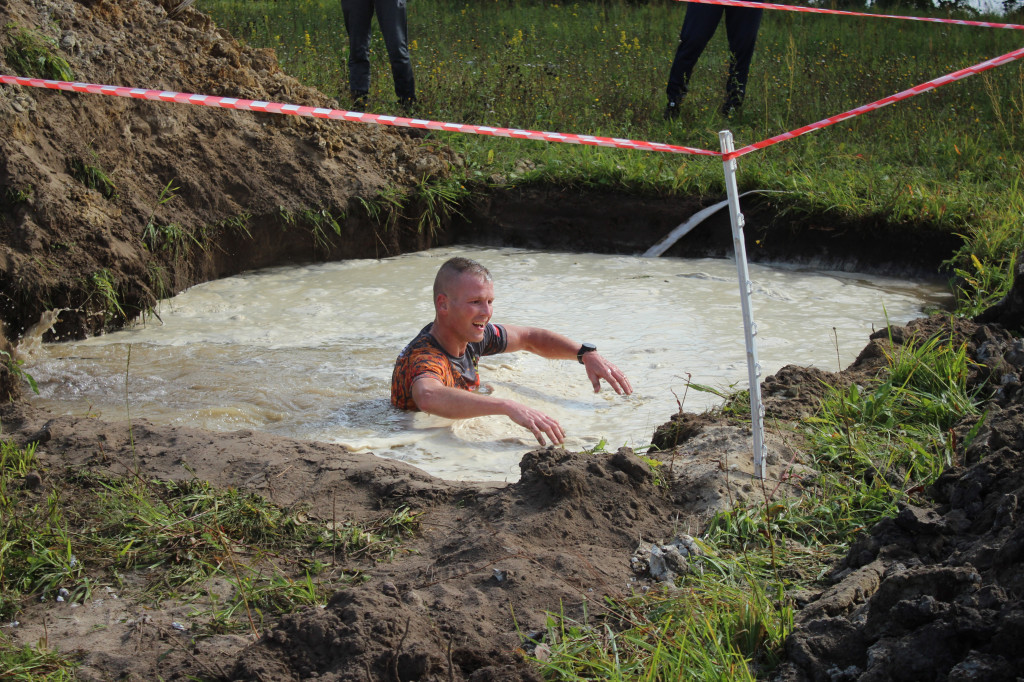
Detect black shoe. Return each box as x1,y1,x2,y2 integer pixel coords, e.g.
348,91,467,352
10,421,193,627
663,101,681,120
720,101,740,118
398,95,416,113
350,90,368,111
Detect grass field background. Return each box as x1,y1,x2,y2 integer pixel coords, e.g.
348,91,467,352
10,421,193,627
200,0,1022,309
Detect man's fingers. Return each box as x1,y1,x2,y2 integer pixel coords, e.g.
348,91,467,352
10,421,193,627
510,405,564,446
587,363,633,395
607,368,633,395
535,415,564,445
548,419,565,444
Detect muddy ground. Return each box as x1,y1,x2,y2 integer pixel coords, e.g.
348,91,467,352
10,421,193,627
2,0,1023,680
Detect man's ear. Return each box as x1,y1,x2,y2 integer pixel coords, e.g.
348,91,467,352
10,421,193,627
436,293,448,312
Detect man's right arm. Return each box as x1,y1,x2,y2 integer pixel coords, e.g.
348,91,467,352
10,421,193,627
411,376,565,446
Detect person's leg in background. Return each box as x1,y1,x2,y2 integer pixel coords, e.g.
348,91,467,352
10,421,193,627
374,0,416,107
664,3,725,119
722,4,763,116
341,0,373,107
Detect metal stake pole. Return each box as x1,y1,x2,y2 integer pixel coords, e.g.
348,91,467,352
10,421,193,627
719,130,766,480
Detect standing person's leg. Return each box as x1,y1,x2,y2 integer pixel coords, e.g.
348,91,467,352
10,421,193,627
374,0,415,105
665,2,725,116
341,0,374,102
722,5,763,115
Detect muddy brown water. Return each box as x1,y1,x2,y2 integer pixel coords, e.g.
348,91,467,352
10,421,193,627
22,246,950,481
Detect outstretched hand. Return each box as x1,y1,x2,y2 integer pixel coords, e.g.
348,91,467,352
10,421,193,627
505,401,565,446
583,352,633,395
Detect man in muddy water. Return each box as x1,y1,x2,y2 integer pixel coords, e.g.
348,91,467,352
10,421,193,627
390,257,632,446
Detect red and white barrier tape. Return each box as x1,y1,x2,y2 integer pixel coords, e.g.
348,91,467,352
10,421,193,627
726,44,1024,159
679,0,1024,31
0,74,719,157
3,9,1022,162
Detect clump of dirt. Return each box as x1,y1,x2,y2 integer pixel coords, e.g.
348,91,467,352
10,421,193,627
0,0,456,350
766,294,1024,681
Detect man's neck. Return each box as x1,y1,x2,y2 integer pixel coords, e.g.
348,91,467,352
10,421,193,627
428,320,468,357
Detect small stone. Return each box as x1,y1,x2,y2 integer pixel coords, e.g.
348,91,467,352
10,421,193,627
22,471,42,490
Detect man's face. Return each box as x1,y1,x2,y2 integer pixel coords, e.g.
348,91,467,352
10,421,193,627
438,273,494,343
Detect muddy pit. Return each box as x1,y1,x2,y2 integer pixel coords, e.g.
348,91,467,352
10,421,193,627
2,1,1023,681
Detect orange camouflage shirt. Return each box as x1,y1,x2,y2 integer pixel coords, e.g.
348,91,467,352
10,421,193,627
390,323,508,411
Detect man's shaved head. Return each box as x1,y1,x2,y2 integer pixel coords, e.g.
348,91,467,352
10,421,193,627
433,257,492,300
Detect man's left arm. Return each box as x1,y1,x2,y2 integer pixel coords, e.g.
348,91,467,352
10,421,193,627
503,325,633,395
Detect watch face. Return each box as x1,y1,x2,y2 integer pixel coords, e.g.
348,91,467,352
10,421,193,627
582,343,596,352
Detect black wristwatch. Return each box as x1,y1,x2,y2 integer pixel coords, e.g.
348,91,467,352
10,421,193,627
577,343,597,364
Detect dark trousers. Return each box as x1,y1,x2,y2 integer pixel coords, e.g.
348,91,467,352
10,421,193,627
341,0,415,101
666,2,763,109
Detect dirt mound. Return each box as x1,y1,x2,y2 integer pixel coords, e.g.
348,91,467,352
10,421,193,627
769,308,1024,681
232,447,677,682
0,400,755,680
0,0,454,354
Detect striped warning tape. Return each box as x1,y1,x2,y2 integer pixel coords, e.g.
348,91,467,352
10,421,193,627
2,11,1022,162
679,0,1024,31
0,75,720,157
726,44,1024,159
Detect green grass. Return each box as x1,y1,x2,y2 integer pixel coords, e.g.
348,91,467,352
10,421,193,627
0,635,78,681
89,268,126,324
1,349,39,395
534,568,792,680
197,0,1022,312
279,205,344,253
0,439,421,633
67,156,118,200
3,23,74,81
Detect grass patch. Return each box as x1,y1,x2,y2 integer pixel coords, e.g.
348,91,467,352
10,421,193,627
356,186,406,234
67,156,118,200
0,349,39,395
89,268,126,324
535,559,792,680
0,635,78,681
279,205,344,252
142,179,207,262
413,175,469,238
3,24,74,81
0,438,420,632
1,185,32,210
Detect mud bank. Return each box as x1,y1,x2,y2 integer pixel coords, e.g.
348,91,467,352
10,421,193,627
452,188,961,280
